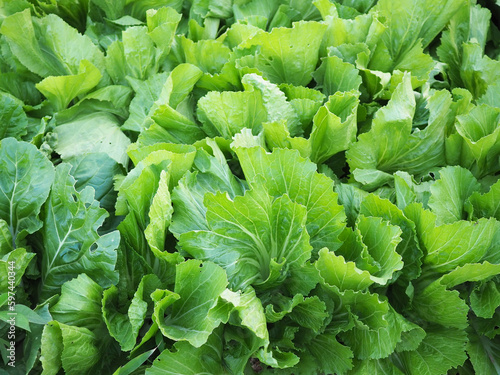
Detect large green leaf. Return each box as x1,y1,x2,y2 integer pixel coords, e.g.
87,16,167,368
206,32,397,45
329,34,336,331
237,21,327,86
40,321,100,375
49,274,104,333
146,328,228,375
235,147,346,255
467,179,500,221
0,93,28,141
152,260,228,347
0,10,106,78
359,194,423,281
309,90,359,164
348,74,453,178
54,112,131,166
396,327,468,375
179,187,312,291
197,89,267,138
39,163,119,299
0,138,54,247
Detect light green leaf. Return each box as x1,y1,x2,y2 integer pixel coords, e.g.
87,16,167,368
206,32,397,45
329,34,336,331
396,327,467,375
219,287,268,340
428,166,481,224
467,329,500,375
41,321,100,375
235,147,346,255
470,278,500,319
374,0,465,64
145,170,172,256
152,260,228,348
197,89,267,138
316,248,373,291
437,3,491,92
49,274,103,333
347,74,452,177
360,194,423,281
0,10,106,78
467,179,500,221
146,328,227,375
179,187,312,290
54,112,131,166
40,163,119,299
313,55,362,96
35,59,102,111
309,90,359,164
0,138,54,247
242,73,301,136
237,21,327,86
0,92,28,141
356,215,403,285
170,139,244,237
453,104,500,177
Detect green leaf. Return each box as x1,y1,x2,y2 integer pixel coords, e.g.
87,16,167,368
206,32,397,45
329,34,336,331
146,328,227,375
235,147,346,255
179,187,312,290
406,203,499,273
35,59,102,111
67,152,122,212
152,260,228,347
237,21,327,86
121,72,168,132
40,163,119,299
0,10,106,78
467,329,500,375
54,112,131,166
317,248,373,291
197,90,267,138
41,321,100,375
309,90,359,164
337,290,402,360
453,104,500,177
313,55,362,96
0,92,28,141
413,262,500,329
170,139,244,238
242,73,301,136
0,138,54,247
347,74,452,177
360,194,423,281
0,248,35,293
113,348,156,375
306,331,354,375
354,215,403,285
396,327,468,375
49,274,104,333
467,179,500,221
428,166,481,224
470,278,500,319
103,274,162,351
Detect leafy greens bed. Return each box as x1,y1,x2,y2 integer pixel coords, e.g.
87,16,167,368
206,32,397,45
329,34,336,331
1,0,500,374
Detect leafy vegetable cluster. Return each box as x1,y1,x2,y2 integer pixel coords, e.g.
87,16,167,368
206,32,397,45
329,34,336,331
1,0,500,374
